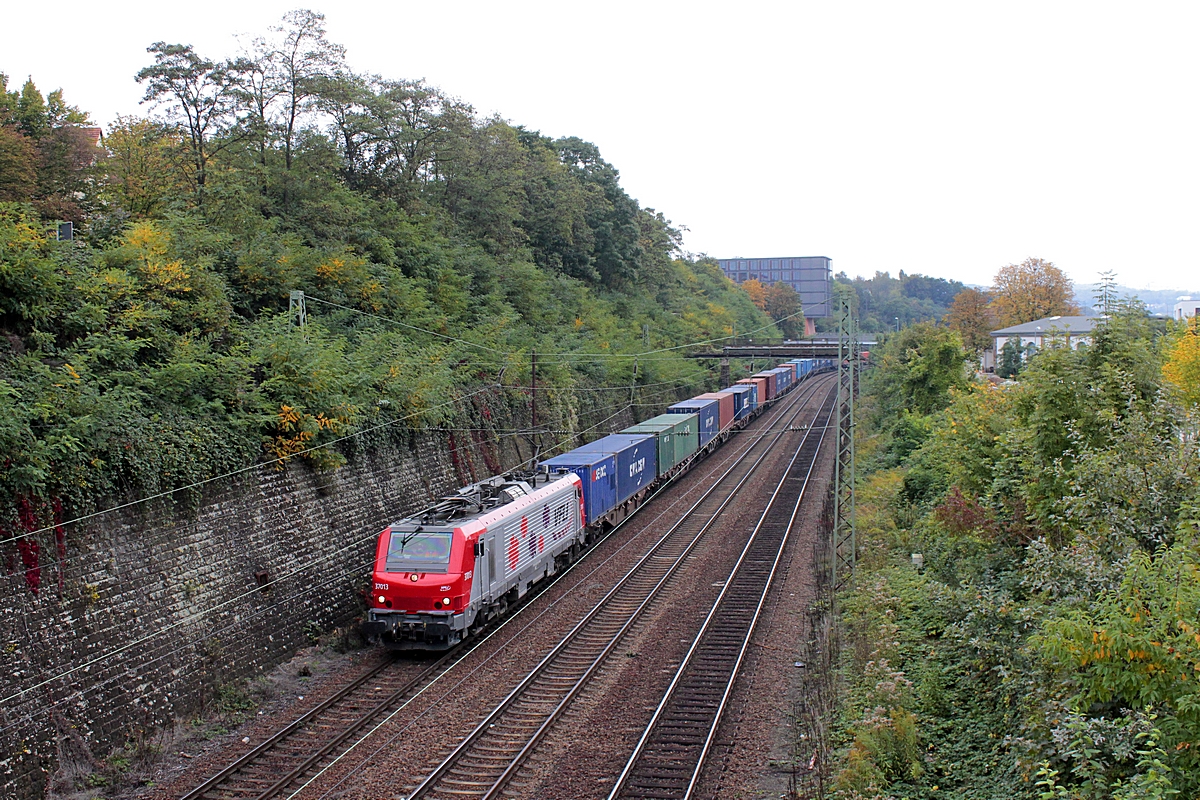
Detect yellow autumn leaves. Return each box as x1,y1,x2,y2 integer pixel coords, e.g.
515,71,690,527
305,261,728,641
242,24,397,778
1162,318,1200,408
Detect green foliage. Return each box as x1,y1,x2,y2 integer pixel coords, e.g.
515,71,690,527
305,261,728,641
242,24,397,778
0,47,780,528
832,303,1200,798
870,323,969,419
823,270,966,333
997,339,1024,378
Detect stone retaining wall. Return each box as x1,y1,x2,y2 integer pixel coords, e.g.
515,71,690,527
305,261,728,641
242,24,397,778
0,385,677,798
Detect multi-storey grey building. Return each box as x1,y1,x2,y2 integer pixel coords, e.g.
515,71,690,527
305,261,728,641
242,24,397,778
717,256,832,335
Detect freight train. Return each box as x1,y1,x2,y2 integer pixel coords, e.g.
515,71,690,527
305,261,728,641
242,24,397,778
363,358,832,650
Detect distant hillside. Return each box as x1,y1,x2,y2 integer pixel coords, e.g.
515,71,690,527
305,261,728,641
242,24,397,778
1074,284,1197,316
824,270,965,333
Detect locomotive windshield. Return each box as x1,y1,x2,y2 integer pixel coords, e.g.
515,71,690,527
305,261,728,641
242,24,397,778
386,530,453,571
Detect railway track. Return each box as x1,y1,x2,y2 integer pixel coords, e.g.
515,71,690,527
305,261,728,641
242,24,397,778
177,376,827,800
405,377,835,800
608,390,835,799
178,654,453,800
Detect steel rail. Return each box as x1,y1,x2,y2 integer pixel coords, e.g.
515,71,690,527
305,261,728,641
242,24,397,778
178,654,446,800
405,376,834,800
607,386,836,800
180,374,827,800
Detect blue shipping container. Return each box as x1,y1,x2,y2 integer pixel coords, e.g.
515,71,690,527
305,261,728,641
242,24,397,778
722,384,753,419
668,398,720,447
539,451,618,524
770,367,790,393
571,433,658,505
741,381,759,409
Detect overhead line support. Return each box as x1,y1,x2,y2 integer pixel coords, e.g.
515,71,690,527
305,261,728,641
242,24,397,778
832,296,857,590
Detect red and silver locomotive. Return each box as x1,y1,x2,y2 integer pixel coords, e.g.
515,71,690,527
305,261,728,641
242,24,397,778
364,472,585,650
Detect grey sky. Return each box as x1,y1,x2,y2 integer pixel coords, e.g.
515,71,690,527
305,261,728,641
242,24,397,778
6,1,1197,291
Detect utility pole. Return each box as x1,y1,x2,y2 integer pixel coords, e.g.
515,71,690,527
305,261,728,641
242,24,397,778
289,290,307,330
631,359,638,407
531,349,537,435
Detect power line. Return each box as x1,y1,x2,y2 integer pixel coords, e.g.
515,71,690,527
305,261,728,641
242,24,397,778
0,381,698,586
303,295,505,355
0,384,496,549
0,373,705,552
0,382,692,713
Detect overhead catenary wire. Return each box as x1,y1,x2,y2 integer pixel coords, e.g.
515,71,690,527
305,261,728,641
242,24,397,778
3,288,798,546
0,372,703,555
0,383,497,549
0,381,699,590
0,380,693,714
300,375,834,800
2,303,809,704
0,374,833,751
0,387,690,738
0,365,716,551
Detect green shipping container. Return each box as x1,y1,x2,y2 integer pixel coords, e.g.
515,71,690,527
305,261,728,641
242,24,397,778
621,412,700,474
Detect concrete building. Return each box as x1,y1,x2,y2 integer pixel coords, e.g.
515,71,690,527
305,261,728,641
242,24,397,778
983,315,1101,371
717,256,832,336
1174,296,1199,322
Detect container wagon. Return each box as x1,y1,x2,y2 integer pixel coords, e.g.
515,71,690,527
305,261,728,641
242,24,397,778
568,433,658,511
621,412,699,478
751,371,778,401
667,397,721,447
539,450,619,525
721,384,754,420
738,377,767,406
696,391,736,431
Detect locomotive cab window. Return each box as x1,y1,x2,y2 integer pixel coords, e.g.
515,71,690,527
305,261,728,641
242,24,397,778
386,530,453,572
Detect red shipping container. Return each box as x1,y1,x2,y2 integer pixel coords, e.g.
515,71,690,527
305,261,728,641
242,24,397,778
697,392,736,430
737,377,768,405
752,371,778,400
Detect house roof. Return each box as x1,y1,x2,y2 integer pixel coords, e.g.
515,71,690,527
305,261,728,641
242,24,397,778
991,316,1101,336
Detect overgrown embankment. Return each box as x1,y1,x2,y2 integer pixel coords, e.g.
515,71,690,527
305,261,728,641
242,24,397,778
1,21,785,796
825,315,1200,799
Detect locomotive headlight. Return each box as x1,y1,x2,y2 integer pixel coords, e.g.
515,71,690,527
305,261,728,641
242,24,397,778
377,595,386,604
443,596,451,605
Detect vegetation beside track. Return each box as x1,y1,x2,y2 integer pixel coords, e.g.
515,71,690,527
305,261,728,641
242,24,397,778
829,311,1200,799
0,14,781,529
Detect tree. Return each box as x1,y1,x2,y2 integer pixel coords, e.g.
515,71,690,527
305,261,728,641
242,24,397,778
741,279,766,310
990,257,1080,326
101,117,188,217
1094,269,1118,316
226,37,284,167
0,77,97,220
945,287,995,351
871,323,969,417
0,126,37,201
137,43,235,195
996,339,1023,378
764,281,803,339
311,70,374,186
272,9,345,171
1163,318,1200,408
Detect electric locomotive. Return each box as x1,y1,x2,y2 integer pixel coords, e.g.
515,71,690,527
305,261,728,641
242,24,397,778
363,357,832,651
363,472,584,650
